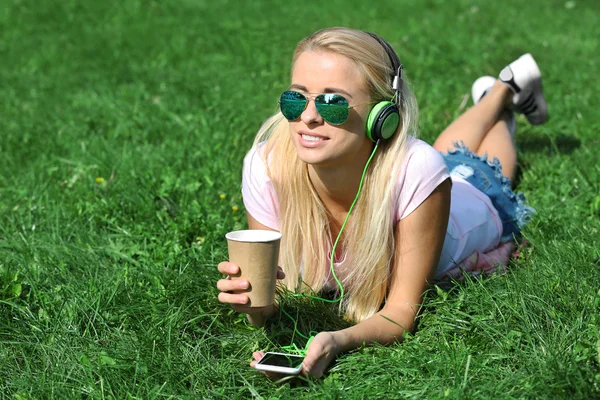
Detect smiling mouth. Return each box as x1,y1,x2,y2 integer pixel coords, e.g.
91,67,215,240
300,133,328,142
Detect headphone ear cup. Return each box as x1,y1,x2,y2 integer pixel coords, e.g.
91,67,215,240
366,101,400,142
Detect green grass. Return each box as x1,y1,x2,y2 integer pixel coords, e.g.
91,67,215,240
1,0,599,398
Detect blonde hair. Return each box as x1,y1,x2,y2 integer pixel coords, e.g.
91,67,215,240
253,27,419,322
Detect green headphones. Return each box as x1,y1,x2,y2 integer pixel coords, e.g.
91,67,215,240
364,32,404,142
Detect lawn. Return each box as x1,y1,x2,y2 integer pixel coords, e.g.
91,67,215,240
1,0,599,398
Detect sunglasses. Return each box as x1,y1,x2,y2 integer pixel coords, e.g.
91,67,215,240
279,90,369,125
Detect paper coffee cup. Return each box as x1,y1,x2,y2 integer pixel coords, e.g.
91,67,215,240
225,230,282,308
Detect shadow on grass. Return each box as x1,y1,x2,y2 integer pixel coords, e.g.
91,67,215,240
265,291,352,351
517,132,581,155
512,132,581,187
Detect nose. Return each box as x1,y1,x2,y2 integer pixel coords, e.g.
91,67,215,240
300,98,323,125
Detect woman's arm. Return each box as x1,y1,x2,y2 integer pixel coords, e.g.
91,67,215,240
302,178,452,376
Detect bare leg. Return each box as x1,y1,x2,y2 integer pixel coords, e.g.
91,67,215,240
433,81,516,180
476,118,517,181
433,81,512,153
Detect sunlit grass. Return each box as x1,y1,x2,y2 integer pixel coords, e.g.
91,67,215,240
1,0,599,398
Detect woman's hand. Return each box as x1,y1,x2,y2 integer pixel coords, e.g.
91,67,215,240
216,261,285,314
249,331,342,380
301,331,343,378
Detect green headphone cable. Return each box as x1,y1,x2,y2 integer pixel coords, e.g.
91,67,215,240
280,140,381,354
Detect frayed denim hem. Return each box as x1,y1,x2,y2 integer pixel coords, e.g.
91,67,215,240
446,141,536,242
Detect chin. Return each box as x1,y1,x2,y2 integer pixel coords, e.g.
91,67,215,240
295,148,340,167
295,148,326,165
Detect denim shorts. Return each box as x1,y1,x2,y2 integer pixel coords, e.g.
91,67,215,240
442,141,535,242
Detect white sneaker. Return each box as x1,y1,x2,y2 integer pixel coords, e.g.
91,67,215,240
499,53,548,125
471,75,517,138
471,75,497,104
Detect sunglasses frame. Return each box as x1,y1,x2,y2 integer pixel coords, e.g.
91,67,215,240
279,90,375,125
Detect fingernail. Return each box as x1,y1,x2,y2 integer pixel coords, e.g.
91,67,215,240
240,281,249,289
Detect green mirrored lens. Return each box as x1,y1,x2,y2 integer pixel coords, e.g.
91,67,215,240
280,91,307,121
315,94,349,125
280,91,350,125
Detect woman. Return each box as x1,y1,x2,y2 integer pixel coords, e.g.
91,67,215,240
216,27,546,378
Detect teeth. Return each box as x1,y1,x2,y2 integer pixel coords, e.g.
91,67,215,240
301,134,324,142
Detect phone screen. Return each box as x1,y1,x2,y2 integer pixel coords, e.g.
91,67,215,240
257,353,304,368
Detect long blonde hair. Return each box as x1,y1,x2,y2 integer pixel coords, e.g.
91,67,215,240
253,27,419,322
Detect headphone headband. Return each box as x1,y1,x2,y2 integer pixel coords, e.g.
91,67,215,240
365,32,403,106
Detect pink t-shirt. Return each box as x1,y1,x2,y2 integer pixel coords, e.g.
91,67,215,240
241,137,503,279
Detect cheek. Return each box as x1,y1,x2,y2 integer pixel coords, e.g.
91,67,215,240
344,111,368,137
288,122,300,137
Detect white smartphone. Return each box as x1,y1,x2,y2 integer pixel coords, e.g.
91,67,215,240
254,352,304,375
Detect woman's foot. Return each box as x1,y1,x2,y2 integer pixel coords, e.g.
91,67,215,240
499,53,548,125
472,76,517,137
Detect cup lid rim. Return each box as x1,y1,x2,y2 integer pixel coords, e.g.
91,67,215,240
225,229,282,242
